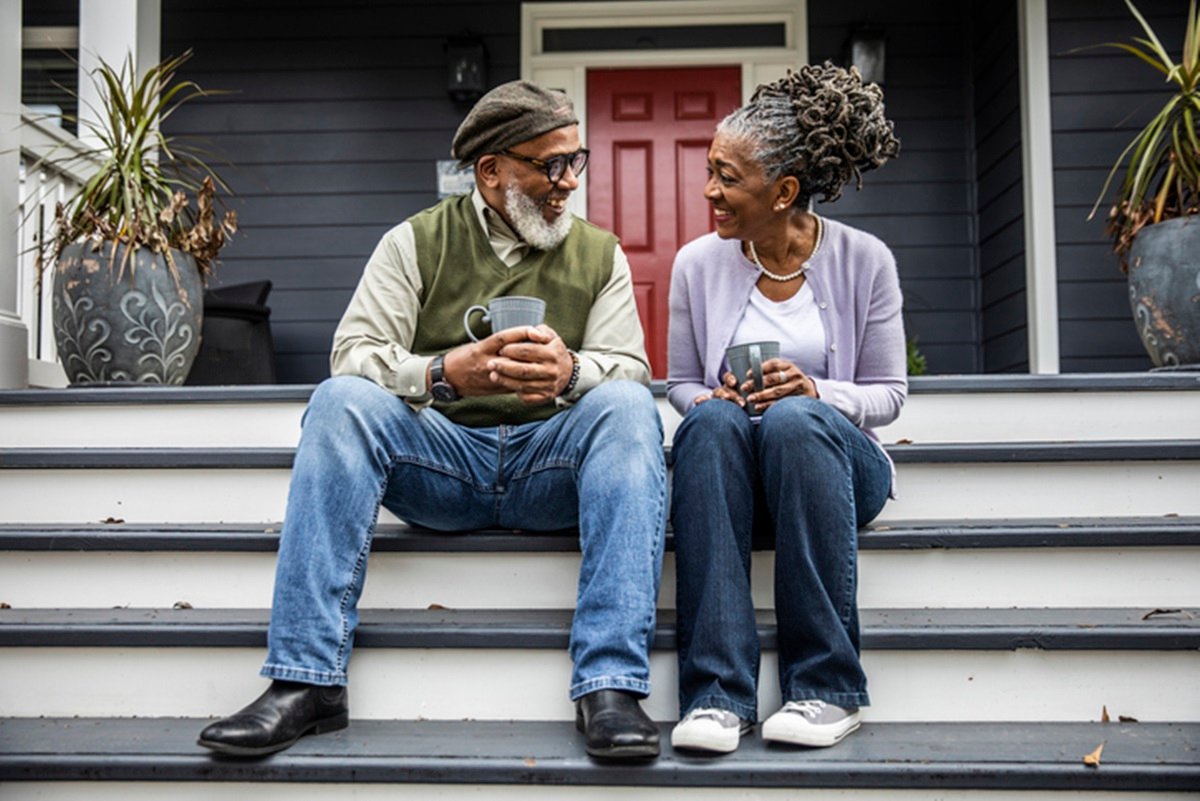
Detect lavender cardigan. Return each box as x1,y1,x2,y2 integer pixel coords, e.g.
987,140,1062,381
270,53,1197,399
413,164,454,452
666,217,908,476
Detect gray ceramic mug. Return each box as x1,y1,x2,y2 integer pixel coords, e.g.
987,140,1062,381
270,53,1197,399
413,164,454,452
463,296,546,342
725,340,781,416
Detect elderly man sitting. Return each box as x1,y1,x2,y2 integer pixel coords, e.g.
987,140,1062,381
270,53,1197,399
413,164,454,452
197,80,667,760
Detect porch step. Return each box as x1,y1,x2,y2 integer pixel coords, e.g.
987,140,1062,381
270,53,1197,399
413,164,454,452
3,517,1198,610
2,718,1197,794
2,376,1197,797
5,515,1198,550
2,374,1199,447
2,441,1199,523
7,606,1198,650
2,607,1197,722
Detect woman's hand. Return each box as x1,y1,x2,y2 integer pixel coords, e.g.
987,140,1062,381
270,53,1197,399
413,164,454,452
693,371,746,406
743,357,818,413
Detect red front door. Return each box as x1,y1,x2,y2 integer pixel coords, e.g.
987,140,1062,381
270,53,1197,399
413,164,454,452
587,66,742,378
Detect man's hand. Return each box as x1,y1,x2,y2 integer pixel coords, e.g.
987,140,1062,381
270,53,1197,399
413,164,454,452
491,324,573,404
437,325,572,404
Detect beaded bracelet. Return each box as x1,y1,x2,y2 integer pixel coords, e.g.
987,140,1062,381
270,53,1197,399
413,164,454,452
561,350,581,396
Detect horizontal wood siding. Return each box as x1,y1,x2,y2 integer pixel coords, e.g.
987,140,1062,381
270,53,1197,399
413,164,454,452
161,0,523,383
1048,0,1186,372
810,0,980,374
156,1,1188,381
972,2,1026,372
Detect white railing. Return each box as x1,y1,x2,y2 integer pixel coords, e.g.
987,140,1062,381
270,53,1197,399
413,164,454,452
16,108,96,376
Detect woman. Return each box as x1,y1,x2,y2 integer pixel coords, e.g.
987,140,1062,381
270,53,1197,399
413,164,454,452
666,62,905,754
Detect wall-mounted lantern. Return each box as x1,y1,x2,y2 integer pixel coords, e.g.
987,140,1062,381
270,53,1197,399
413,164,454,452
446,35,487,103
845,26,886,86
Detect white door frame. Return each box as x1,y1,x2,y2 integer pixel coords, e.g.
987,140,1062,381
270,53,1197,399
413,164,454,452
520,0,808,219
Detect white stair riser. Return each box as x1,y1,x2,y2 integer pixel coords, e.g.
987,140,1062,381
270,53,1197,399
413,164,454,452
5,784,1193,801
1,647,1195,723
5,391,1199,447
4,548,1198,610
875,390,1200,444
0,403,305,448
3,462,1199,524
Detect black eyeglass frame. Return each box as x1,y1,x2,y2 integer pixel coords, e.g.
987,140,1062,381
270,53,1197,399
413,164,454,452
498,148,590,183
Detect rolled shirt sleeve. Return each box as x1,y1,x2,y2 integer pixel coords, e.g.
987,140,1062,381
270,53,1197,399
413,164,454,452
330,222,434,407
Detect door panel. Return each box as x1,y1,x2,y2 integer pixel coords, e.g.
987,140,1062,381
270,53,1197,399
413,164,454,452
587,66,742,378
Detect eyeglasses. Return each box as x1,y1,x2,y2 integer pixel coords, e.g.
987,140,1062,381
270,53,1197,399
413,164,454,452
498,148,590,183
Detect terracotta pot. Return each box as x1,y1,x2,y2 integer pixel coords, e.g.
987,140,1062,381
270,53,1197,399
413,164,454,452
52,242,204,385
1127,216,1200,368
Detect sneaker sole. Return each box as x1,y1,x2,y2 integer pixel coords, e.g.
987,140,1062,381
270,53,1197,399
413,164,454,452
671,723,753,754
762,716,860,748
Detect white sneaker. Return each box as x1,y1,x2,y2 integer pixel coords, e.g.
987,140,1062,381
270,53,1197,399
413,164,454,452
670,707,753,753
761,700,860,747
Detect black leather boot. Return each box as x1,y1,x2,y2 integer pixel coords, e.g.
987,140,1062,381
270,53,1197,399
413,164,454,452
575,689,660,759
198,680,348,757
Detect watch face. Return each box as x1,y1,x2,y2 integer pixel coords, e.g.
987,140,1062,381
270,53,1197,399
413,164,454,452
431,382,458,402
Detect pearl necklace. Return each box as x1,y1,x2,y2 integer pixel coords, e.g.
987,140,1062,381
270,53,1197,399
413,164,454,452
748,215,823,282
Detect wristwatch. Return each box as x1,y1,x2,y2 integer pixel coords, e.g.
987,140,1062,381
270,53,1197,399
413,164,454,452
429,355,459,402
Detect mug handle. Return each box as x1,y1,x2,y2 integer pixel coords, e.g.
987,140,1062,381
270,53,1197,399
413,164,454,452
463,305,489,342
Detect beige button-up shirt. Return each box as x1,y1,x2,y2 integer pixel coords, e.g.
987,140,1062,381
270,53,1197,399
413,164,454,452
331,189,651,408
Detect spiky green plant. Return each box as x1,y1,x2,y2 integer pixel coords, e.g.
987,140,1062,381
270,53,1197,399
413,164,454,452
1088,0,1200,270
37,49,236,281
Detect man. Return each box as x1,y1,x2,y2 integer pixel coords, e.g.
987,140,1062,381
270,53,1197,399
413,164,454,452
197,81,666,760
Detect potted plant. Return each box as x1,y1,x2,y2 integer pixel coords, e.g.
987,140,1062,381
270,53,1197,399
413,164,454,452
1088,0,1200,368
37,49,236,385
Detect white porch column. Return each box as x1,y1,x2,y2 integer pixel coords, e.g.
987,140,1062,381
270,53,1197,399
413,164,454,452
1018,0,1061,374
78,0,161,148
0,0,29,389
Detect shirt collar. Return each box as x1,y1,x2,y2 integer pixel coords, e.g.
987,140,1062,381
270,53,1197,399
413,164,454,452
472,189,523,244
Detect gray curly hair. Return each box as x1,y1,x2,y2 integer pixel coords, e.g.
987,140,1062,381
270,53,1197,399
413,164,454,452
717,61,900,205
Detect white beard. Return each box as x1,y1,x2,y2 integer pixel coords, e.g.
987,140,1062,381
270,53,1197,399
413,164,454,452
504,183,573,250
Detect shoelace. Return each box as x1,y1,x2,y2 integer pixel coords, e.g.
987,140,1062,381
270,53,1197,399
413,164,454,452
685,708,736,725
780,700,827,720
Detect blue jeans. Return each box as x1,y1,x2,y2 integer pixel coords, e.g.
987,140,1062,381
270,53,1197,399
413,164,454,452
670,396,891,721
262,376,667,700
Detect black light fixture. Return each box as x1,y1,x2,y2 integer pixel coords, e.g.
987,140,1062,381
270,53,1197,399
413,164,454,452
845,26,886,86
446,35,487,103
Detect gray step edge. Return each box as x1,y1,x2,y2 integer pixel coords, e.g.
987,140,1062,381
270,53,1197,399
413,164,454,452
1,718,1196,790
3,517,1199,552
2,372,1199,407
3,607,1197,650
3,440,1200,469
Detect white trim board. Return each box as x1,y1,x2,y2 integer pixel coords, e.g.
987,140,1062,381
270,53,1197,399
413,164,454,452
1018,0,1061,374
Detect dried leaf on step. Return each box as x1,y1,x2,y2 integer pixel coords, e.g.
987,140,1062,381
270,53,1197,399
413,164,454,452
1119,715,1139,723
102,517,125,525
0,602,11,609
173,601,193,609
1141,608,1184,620
894,438,913,445
1101,706,1110,723
1083,743,1104,767
428,603,449,610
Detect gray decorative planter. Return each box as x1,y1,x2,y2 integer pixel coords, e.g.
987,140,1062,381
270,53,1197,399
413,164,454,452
1127,216,1200,368
52,242,204,385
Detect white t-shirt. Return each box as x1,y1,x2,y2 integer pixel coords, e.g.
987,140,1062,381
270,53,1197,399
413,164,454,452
727,282,828,378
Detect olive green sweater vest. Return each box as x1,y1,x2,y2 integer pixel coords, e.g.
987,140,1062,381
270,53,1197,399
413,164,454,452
409,193,617,426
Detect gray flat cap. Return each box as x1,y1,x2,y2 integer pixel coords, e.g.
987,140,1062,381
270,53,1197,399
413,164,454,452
451,80,578,167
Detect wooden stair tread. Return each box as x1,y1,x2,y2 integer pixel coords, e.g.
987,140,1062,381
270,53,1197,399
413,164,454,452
4,606,1197,650
1,717,1196,790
